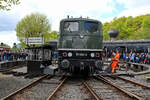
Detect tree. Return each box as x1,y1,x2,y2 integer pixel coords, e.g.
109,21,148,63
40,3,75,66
142,16,150,29
49,31,58,40
102,22,110,40
0,42,10,48
103,14,150,40
16,13,51,47
0,0,20,10
138,16,150,39
43,31,58,43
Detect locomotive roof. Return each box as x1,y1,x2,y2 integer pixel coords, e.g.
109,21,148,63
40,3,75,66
60,18,101,23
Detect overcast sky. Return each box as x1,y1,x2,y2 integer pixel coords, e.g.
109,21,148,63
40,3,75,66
0,0,150,47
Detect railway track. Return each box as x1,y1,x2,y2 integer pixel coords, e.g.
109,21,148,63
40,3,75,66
46,76,68,100
104,75,150,99
121,74,150,86
82,81,102,100
1,75,100,100
2,73,150,100
109,75,150,90
0,65,23,72
48,75,148,100
1,75,53,100
47,77,101,100
0,65,27,77
95,75,150,100
86,77,132,100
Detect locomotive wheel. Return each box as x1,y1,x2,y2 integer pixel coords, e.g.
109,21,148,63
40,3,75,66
90,66,94,75
89,66,92,74
70,65,73,74
72,66,74,74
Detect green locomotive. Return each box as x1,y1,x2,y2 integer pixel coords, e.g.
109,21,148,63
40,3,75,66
58,17,103,76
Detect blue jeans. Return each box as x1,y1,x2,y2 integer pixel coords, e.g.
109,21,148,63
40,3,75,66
4,56,7,61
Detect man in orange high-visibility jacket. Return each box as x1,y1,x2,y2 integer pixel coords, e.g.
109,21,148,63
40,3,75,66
111,50,120,73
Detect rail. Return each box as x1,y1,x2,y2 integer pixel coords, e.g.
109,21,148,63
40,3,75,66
83,81,102,100
94,75,146,100
46,77,68,100
110,75,150,90
1,74,50,100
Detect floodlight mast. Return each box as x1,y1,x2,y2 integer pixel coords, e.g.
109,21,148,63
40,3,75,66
40,19,44,61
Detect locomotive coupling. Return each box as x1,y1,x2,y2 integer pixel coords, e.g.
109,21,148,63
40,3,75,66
95,60,103,70
61,59,70,69
80,62,84,70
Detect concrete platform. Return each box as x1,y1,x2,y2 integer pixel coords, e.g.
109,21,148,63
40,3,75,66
12,66,27,73
117,63,150,75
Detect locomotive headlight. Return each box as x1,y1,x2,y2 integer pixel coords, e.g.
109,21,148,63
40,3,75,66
68,52,72,57
90,53,95,57
96,53,100,57
63,52,67,57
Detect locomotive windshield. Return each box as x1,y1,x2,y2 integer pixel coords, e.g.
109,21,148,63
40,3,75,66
85,22,98,33
64,21,79,32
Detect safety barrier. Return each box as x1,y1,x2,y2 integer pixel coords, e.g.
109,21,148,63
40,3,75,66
0,61,26,69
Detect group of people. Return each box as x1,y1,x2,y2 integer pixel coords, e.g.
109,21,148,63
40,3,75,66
122,52,150,64
103,50,150,74
0,51,27,62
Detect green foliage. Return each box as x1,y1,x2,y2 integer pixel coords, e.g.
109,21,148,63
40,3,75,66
0,42,10,48
11,43,20,51
49,31,58,40
0,0,20,10
43,31,58,44
142,16,150,29
102,22,110,40
103,14,150,40
16,13,51,47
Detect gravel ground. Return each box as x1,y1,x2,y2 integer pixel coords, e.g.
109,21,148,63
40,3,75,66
121,75,150,88
52,77,92,100
12,76,61,100
0,73,35,99
105,76,150,99
87,78,131,100
0,62,150,100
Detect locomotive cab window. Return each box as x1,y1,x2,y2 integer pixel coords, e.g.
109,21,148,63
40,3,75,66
85,22,98,33
64,21,79,32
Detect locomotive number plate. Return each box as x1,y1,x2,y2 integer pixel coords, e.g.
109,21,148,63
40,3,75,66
76,53,87,56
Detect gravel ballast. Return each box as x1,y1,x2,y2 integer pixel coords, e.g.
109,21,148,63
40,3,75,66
0,73,35,99
52,78,92,100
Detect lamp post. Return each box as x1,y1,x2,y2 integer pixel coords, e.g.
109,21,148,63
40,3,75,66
40,19,44,44
40,19,44,61
0,43,3,61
